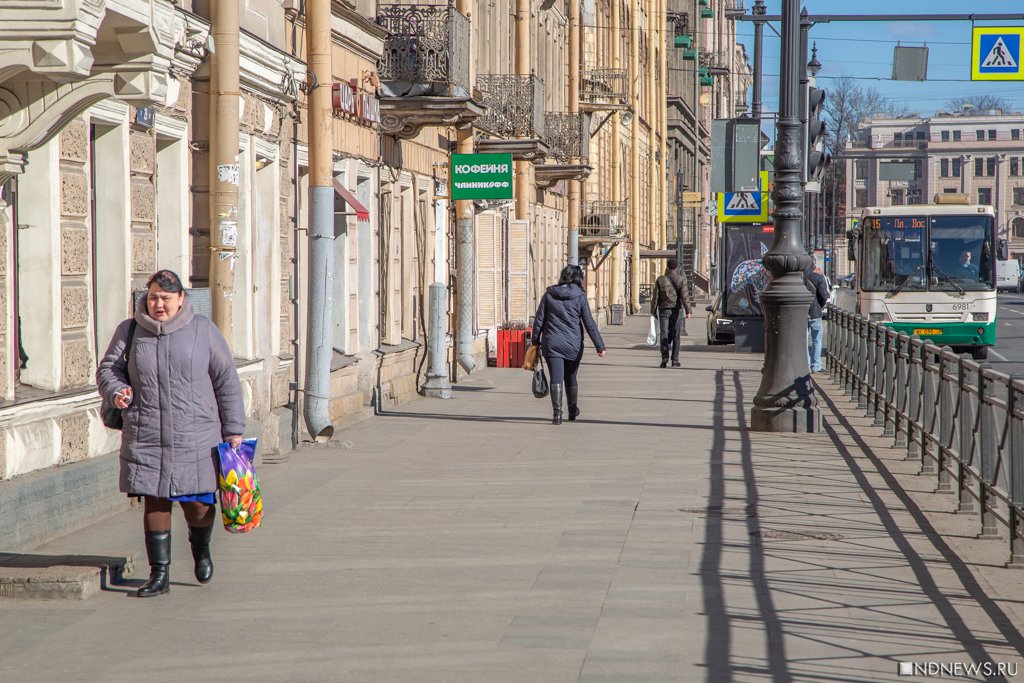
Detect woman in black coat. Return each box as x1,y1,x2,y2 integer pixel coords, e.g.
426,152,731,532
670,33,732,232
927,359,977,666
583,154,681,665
531,265,606,424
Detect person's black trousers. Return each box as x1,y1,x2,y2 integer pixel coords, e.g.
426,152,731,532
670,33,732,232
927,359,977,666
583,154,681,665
544,355,582,389
658,308,682,362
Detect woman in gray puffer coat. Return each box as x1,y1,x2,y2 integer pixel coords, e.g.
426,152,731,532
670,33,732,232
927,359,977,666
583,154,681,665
97,270,245,597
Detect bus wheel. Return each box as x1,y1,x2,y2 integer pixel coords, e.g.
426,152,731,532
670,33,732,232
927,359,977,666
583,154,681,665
971,346,989,361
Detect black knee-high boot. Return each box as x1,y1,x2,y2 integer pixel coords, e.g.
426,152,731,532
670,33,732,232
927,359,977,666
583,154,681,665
188,524,214,584
136,530,171,597
550,383,564,425
566,384,579,421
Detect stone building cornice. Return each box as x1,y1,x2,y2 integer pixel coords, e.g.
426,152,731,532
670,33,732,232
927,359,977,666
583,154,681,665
0,0,179,180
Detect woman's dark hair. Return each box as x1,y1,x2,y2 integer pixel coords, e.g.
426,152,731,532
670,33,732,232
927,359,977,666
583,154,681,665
558,264,585,289
146,269,185,294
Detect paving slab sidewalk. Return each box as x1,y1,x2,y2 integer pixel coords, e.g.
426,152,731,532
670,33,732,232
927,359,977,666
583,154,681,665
1,313,1022,683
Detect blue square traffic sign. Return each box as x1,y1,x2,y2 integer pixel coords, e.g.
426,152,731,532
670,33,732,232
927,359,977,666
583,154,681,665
977,33,1020,75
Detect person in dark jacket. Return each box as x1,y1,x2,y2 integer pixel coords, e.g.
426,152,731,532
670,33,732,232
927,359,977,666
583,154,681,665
650,258,692,368
97,270,245,597
805,266,831,373
531,265,606,424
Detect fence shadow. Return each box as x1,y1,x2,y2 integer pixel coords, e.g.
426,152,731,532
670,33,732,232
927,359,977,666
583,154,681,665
819,388,1024,673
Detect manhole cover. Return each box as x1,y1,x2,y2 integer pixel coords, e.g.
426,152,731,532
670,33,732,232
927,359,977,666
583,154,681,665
678,505,758,517
755,529,843,541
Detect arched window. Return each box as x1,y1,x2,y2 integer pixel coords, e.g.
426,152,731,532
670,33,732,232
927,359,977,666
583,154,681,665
1014,217,1024,240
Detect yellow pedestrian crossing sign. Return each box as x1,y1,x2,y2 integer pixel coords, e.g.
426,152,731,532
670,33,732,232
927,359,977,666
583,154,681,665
972,27,1024,81
718,170,769,223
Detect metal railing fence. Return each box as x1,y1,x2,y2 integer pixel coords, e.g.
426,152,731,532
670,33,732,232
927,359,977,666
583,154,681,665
826,307,1024,566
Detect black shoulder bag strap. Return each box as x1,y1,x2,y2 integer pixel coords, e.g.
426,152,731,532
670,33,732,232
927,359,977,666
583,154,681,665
122,320,138,367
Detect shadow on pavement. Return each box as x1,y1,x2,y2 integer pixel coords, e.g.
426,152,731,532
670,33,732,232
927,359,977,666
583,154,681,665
379,410,747,432
819,388,1024,680
700,370,790,682
0,552,133,591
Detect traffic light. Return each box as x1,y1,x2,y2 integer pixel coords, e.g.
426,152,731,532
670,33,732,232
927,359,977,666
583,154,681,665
806,86,830,183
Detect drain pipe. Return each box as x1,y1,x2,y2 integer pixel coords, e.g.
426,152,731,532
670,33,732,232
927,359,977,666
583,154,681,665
455,181,475,374
302,0,335,442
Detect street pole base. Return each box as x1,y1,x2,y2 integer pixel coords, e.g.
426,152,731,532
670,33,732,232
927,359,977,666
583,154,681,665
422,377,452,399
749,405,821,433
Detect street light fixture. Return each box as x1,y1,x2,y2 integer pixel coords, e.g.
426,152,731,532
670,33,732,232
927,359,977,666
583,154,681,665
807,42,822,78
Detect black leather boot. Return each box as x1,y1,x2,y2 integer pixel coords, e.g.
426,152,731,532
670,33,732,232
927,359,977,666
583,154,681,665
566,384,580,421
550,383,564,425
188,524,214,584
136,530,171,597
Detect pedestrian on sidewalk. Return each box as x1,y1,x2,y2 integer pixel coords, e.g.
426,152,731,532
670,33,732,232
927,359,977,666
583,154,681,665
805,265,830,373
97,269,245,597
531,265,606,425
650,258,692,368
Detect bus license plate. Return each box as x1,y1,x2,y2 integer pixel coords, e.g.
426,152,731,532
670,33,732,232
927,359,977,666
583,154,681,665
914,328,943,336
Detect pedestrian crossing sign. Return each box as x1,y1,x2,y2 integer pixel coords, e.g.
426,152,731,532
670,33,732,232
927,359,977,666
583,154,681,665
972,27,1024,81
718,170,769,223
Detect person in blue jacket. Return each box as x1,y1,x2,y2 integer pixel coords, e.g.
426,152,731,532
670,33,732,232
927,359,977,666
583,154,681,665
531,265,607,424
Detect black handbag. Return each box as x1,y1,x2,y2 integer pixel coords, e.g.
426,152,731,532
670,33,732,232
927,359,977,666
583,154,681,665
100,321,137,430
532,357,549,399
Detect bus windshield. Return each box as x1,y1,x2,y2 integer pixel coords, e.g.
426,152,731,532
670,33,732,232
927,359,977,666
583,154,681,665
860,213,994,293
929,215,995,291
861,216,927,292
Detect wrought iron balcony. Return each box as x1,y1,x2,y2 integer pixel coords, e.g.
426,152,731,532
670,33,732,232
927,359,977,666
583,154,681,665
532,112,598,188
375,3,484,139
534,112,593,188
544,112,590,163
377,3,471,97
579,200,630,241
476,74,545,139
580,69,628,111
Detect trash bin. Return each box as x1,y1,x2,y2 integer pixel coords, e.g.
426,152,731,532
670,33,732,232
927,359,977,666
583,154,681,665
609,304,624,325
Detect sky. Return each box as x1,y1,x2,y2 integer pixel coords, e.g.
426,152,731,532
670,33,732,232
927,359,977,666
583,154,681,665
733,1,1024,117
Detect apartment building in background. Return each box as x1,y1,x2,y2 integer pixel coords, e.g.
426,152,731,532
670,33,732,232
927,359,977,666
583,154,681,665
846,108,1024,260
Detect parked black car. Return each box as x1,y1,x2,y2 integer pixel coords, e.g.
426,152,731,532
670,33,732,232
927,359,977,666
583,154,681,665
705,295,735,345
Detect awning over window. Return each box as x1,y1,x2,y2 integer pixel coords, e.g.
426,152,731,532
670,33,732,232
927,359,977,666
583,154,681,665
333,179,370,221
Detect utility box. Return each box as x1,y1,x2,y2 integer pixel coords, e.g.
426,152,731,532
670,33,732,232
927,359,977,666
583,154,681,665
609,304,624,325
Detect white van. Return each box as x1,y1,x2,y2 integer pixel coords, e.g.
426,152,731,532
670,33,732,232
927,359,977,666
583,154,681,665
997,259,1022,292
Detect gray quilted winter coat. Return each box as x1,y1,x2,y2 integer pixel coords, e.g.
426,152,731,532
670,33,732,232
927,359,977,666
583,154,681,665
96,297,245,498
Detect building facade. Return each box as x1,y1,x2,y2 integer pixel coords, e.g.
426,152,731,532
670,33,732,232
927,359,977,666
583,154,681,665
664,0,750,297
0,0,756,549
846,108,1024,260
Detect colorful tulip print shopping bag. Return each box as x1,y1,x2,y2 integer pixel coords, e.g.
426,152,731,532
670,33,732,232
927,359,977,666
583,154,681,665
217,439,263,533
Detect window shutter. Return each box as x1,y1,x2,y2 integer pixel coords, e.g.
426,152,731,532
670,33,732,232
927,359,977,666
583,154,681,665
508,219,530,322
476,212,500,329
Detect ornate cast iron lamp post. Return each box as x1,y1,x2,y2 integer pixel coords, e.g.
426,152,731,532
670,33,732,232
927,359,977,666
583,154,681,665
750,0,820,433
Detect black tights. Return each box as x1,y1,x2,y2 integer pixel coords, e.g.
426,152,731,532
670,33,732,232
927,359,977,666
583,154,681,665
544,355,581,389
143,497,216,532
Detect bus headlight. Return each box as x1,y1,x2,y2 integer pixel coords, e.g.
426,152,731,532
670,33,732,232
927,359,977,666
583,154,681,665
972,312,989,322
869,312,888,322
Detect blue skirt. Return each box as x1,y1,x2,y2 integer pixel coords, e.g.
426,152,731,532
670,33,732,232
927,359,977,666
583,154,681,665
169,492,217,504
130,492,217,505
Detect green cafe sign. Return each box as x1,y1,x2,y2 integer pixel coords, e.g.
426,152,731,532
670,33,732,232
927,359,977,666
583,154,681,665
450,153,514,200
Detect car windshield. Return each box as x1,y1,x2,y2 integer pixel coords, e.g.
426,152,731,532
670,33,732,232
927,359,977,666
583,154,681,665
929,215,995,291
861,216,927,292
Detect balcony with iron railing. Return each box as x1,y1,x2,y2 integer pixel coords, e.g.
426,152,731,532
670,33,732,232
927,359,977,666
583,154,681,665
580,68,628,111
534,112,593,188
375,3,484,138
475,74,549,161
578,200,630,241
